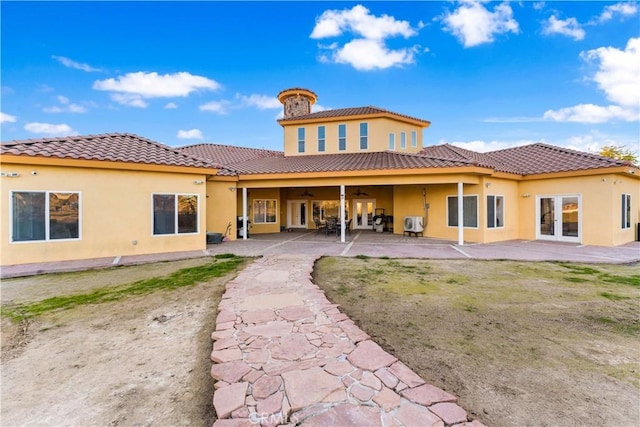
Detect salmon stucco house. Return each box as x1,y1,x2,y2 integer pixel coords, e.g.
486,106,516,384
1,87,639,267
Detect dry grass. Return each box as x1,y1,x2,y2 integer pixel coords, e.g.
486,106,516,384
314,257,640,427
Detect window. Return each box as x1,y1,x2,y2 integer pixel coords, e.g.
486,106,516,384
317,126,325,152
622,194,631,229
487,195,504,228
153,194,198,235
359,123,368,150
388,133,395,150
411,131,417,148
400,132,406,149
297,127,305,153
312,200,348,221
253,199,277,223
447,195,478,228
12,191,80,242
338,124,346,151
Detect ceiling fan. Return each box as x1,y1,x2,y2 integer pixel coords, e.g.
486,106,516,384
352,188,369,196
297,189,315,197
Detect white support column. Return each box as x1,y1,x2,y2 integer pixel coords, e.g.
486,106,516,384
457,181,464,245
340,185,346,243
242,187,248,241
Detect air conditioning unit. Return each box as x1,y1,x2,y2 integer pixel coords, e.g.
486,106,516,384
404,216,424,233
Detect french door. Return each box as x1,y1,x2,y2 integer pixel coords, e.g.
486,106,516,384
353,199,375,229
287,200,307,228
536,195,581,242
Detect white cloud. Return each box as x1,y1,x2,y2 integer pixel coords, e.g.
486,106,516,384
581,37,639,108
110,93,148,108
177,129,204,140
533,2,545,11
311,4,416,40
24,122,77,136
311,4,421,70
1,112,17,124
441,1,519,48
164,102,178,109
597,2,638,23
334,39,417,71
52,55,102,72
542,16,585,41
443,131,639,154
93,72,220,102
199,100,230,114
236,94,281,110
506,37,640,124
543,104,638,123
43,95,87,113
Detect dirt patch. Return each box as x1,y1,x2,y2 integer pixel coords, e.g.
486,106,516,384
314,257,640,427
1,257,249,426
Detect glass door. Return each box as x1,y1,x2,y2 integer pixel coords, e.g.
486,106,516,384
287,200,307,228
353,199,375,229
536,195,580,242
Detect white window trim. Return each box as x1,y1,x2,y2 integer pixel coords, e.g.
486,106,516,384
297,127,305,153
338,124,347,151
400,131,406,149
411,130,417,148
388,133,395,150
446,194,479,229
487,194,505,229
253,199,278,224
151,193,199,236
10,190,82,243
359,122,368,150
317,125,325,152
622,193,631,229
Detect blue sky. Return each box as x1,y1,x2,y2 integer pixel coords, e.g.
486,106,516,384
1,1,638,154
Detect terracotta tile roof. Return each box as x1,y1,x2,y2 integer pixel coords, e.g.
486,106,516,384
278,106,431,126
486,143,632,175
420,143,632,175
1,133,216,169
419,144,513,172
228,151,473,175
178,143,283,166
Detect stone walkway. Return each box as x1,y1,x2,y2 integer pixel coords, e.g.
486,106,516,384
210,255,485,427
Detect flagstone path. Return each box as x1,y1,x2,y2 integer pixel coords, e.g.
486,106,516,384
210,255,486,427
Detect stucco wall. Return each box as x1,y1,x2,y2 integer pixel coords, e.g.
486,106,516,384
517,174,640,246
1,163,208,266
206,181,238,239
282,117,424,156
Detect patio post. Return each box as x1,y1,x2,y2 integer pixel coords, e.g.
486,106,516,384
458,182,464,245
242,187,248,240
340,185,346,243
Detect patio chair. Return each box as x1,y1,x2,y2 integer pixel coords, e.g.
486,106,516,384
314,218,326,234
325,218,338,236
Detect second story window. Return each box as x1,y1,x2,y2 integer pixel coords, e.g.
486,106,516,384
318,126,325,152
338,124,346,151
411,131,417,147
298,127,305,153
400,132,406,149
359,123,368,150
388,133,395,150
